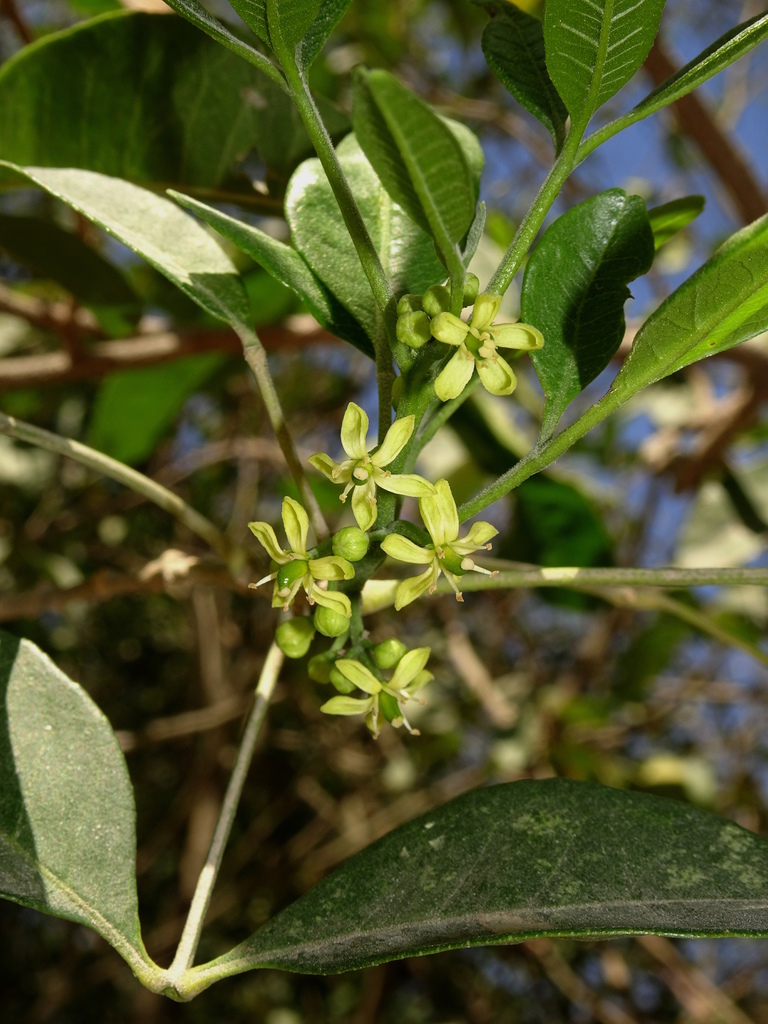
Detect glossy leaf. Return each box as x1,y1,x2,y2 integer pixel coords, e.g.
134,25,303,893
612,213,768,399
0,631,150,976
543,0,666,124
0,12,298,196
0,212,140,332
522,189,654,437
285,135,445,344
297,0,352,70
266,0,322,51
192,779,768,981
0,163,252,331
352,68,478,265
169,190,374,357
480,0,568,152
88,354,226,466
648,195,705,250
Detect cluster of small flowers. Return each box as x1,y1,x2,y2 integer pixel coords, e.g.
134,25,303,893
395,280,544,402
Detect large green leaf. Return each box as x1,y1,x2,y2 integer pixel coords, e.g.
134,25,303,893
297,0,352,70
647,195,705,250
543,0,666,126
612,213,768,399
266,0,322,51
228,0,270,43
581,13,768,158
522,189,654,437
169,190,374,357
0,631,150,977
285,135,445,343
0,164,252,332
88,354,227,466
352,68,478,268
0,11,312,197
190,779,768,982
0,212,140,333
479,0,568,153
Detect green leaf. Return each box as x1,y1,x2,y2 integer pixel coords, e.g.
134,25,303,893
522,189,654,437
0,163,252,332
297,0,352,70
352,68,478,268
0,212,140,333
267,0,322,51
0,11,290,197
285,135,445,344
228,0,270,43
0,631,150,977
168,190,374,357
648,195,705,250
543,0,666,125
612,214,768,398
192,779,768,981
88,354,226,466
479,0,568,153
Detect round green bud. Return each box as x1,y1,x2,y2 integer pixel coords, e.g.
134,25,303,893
275,617,315,659
396,310,432,350
373,637,408,670
332,526,370,562
308,654,333,683
463,272,480,306
379,691,402,724
422,284,451,317
329,666,356,694
314,605,350,638
397,293,423,316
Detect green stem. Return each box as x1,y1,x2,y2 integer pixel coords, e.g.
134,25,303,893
279,59,397,442
238,326,328,539
165,642,284,987
453,565,768,591
457,389,620,521
0,411,232,562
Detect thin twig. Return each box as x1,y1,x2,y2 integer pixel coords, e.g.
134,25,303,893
165,642,284,982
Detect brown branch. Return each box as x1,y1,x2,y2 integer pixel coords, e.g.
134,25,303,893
644,37,767,225
0,0,33,45
0,317,339,390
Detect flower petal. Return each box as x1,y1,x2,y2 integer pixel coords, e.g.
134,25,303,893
351,480,377,532
308,452,343,482
420,479,458,549
477,354,517,396
311,587,352,618
375,470,435,498
434,346,475,401
390,647,431,689
320,695,375,716
394,567,436,610
334,659,382,694
381,534,432,565
282,497,309,553
430,312,469,347
372,414,415,467
471,292,502,330
340,402,369,460
491,322,545,350
248,521,288,563
455,521,499,552
309,556,355,581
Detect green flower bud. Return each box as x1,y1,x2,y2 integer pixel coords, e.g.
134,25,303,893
332,526,370,562
275,617,315,659
308,654,333,683
329,666,357,694
463,272,480,306
397,293,423,316
379,691,403,724
373,637,408,670
422,284,451,317
314,605,350,638
396,310,432,350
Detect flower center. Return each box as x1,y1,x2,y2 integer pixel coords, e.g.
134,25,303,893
438,545,467,576
276,559,308,596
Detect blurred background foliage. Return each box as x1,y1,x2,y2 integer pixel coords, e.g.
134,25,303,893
1,0,768,1020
